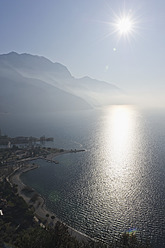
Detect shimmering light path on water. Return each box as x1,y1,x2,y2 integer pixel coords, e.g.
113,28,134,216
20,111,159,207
21,106,165,247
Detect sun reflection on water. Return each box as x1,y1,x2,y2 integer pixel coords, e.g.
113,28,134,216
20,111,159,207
105,105,136,172
111,105,133,148
100,105,141,224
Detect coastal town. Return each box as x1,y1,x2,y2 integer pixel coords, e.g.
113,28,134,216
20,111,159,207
0,128,54,146
0,131,150,247
0,132,95,247
0,129,85,167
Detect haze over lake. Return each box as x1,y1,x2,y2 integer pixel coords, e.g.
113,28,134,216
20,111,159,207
2,105,165,247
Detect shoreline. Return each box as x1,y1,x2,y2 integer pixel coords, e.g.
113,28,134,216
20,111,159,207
9,153,93,244
44,149,86,163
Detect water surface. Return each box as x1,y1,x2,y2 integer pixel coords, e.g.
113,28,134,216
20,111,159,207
7,105,165,247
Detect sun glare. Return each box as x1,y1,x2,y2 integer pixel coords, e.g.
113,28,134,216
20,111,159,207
107,8,140,42
116,16,133,35
112,12,136,40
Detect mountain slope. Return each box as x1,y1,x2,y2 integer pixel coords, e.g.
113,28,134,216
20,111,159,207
0,57,90,113
0,52,123,113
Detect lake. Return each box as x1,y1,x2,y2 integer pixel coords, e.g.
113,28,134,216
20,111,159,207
2,105,165,247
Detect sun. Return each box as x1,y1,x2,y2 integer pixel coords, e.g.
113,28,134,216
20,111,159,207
115,16,133,35
108,9,139,42
113,13,135,38
99,6,141,45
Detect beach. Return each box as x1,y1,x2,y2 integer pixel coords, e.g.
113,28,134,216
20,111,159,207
9,152,92,244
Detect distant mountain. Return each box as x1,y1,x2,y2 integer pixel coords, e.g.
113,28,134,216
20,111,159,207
0,52,123,113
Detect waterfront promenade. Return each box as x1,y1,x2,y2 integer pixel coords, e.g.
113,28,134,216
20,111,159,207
9,151,92,244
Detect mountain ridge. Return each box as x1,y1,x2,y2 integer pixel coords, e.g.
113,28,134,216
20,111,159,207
0,52,123,113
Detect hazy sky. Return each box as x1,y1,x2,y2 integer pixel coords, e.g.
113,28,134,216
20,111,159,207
0,0,165,96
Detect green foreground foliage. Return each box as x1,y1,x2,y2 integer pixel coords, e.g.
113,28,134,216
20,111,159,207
0,179,151,248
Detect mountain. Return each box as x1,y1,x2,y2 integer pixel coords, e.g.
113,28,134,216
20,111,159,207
0,52,122,113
